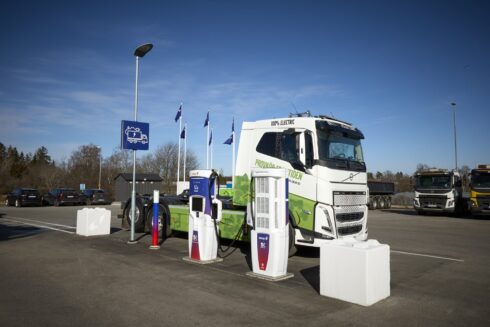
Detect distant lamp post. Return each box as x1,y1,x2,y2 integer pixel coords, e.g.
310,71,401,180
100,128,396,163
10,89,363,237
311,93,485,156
129,43,153,244
96,146,102,189
451,102,458,170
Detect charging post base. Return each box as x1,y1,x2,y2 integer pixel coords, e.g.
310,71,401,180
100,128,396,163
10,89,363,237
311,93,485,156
182,256,223,265
245,271,294,282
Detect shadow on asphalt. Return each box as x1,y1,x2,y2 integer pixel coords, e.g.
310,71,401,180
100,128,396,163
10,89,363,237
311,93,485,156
0,223,44,242
110,227,122,234
300,265,320,294
383,209,490,220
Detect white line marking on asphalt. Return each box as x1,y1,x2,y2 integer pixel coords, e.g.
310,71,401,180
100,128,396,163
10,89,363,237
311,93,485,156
391,250,464,262
5,216,76,229
2,217,76,235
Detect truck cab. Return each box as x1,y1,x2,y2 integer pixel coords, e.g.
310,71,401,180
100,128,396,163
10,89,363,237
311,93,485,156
469,164,490,216
233,113,368,247
413,169,463,215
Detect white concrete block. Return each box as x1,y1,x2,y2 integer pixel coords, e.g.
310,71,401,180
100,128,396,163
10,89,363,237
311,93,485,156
320,239,390,306
76,208,111,236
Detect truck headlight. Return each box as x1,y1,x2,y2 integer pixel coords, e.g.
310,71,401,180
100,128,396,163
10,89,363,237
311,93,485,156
447,200,454,207
315,204,332,232
414,199,419,207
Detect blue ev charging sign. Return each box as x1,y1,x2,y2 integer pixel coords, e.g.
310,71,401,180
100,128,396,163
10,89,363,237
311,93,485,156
121,120,150,150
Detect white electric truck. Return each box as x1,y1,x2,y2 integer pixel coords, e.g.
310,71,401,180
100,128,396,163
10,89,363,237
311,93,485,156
121,113,369,254
413,168,464,215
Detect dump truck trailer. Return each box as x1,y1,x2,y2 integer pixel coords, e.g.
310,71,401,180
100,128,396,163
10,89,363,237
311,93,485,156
367,181,394,210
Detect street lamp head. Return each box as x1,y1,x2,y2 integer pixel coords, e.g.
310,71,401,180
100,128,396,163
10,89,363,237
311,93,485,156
451,102,456,107
134,43,153,58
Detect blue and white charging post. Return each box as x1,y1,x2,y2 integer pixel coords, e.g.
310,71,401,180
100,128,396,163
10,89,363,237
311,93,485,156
183,170,223,264
247,168,293,281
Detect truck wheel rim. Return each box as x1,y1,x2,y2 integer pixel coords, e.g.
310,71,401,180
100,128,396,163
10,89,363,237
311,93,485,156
129,207,140,222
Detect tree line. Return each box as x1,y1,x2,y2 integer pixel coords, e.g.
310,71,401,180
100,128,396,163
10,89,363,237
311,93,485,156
1,140,473,197
0,142,198,198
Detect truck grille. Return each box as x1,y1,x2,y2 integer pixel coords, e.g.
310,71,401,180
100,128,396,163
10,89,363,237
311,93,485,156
336,212,364,223
419,195,447,209
476,196,490,209
337,225,363,236
333,192,366,206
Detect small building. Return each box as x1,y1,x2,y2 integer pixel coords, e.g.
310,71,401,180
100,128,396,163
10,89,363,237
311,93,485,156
114,173,163,202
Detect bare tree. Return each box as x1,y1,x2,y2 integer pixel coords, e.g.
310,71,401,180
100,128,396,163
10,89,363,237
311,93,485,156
140,142,199,194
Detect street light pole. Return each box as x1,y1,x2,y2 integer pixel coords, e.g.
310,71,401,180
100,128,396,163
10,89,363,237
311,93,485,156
451,102,458,170
97,146,102,189
129,43,153,244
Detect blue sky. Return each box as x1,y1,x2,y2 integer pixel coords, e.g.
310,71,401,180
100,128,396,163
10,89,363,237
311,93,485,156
0,0,489,175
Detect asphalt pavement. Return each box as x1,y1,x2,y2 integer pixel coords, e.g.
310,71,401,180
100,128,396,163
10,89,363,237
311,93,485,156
0,205,489,326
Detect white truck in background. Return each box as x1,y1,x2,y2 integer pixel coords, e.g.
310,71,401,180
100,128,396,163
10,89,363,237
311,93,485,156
413,168,464,215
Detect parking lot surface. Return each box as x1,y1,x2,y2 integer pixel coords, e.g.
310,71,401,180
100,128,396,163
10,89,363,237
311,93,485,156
0,205,489,326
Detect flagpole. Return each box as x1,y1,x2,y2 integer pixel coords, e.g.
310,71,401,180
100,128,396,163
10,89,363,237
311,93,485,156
210,127,213,168
183,123,187,182
232,130,235,185
177,103,182,184
206,121,210,169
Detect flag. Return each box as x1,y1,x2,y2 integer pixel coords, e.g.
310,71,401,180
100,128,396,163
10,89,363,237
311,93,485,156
209,129,213,146
180,126,186,139
174,104,182,122
224,134,233,145
204,111,209,127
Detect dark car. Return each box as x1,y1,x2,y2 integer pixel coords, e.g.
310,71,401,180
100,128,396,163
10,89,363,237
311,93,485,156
82,189,112,205
5,188,43,207
43,188,83,206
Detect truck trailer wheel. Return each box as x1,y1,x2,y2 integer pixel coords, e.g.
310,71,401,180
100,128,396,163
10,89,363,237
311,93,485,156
386,197,392,209
371,197,378,210
124,199,145,233
378,197,386,210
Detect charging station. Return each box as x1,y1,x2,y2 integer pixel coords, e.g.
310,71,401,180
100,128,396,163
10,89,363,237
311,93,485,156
183,170,223,264
247,168,293,281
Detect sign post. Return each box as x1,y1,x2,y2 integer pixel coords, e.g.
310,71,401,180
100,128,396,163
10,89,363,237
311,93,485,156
121,120,150,243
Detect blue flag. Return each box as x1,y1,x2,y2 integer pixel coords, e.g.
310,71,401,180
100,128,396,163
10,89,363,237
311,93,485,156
224,134,233,145
209,130,213,146
180,126,186,139
204,111,209,127
174,105,182,122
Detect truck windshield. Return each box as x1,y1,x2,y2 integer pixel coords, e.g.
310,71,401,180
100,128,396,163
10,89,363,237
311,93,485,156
471,172,490,189
317,130,365,171
416,175,452,190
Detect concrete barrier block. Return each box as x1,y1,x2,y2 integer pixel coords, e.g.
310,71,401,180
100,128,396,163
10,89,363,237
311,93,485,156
320,239,390,306
76,208,111,236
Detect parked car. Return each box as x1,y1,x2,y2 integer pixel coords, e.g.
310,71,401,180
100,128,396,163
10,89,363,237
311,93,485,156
82,189,112,205
43,188,83,206
5,188,43,207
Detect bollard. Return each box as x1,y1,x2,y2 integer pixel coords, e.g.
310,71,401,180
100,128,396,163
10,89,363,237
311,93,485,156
149,190,160,250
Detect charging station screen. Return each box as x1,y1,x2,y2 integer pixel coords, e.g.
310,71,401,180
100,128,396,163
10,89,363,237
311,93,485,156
192,197,203,212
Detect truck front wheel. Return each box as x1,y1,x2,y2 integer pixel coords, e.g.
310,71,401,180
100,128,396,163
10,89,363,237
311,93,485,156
288,223,297,257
